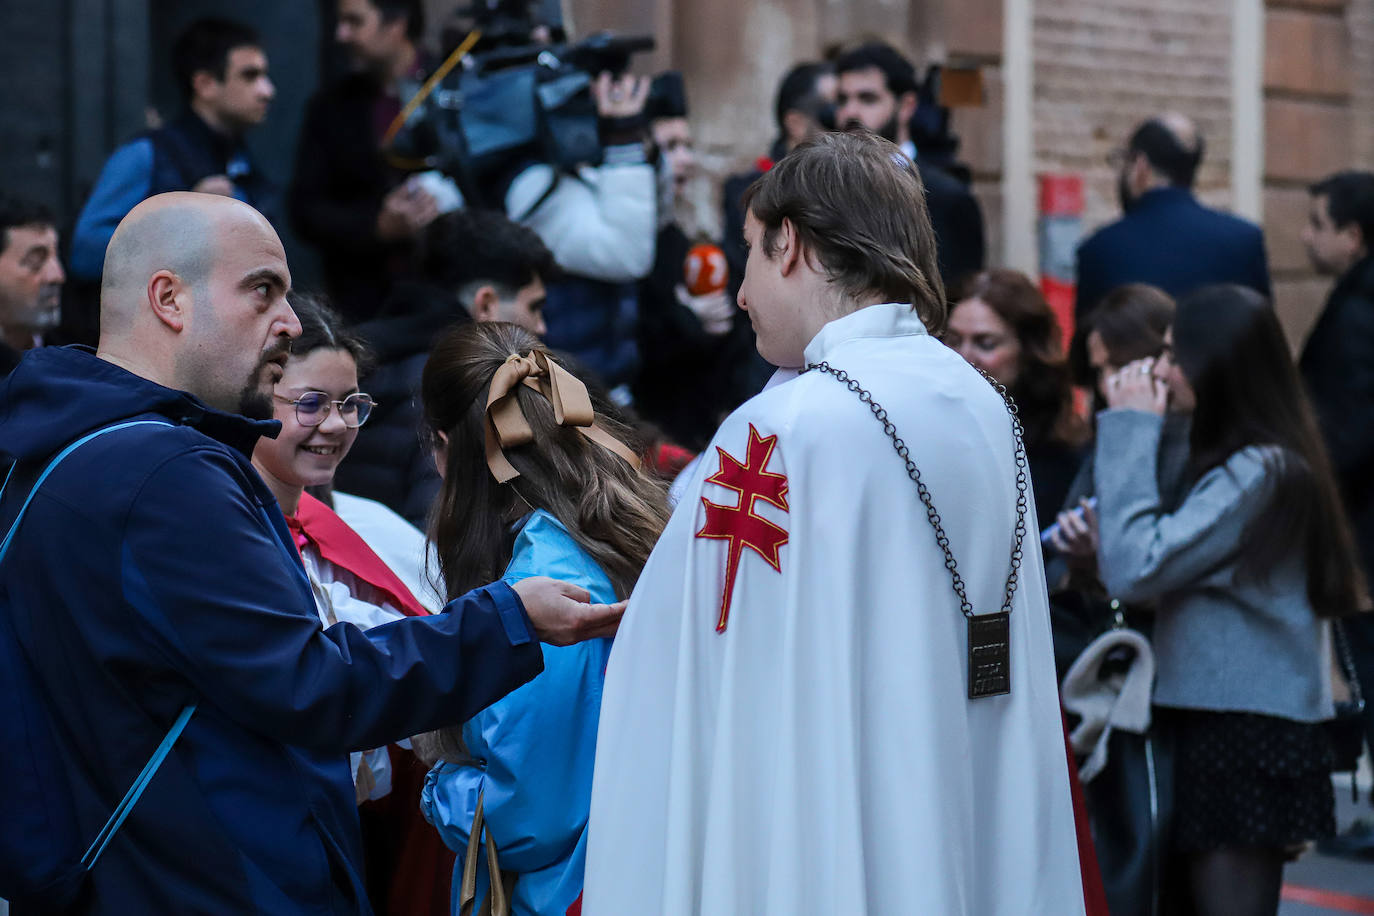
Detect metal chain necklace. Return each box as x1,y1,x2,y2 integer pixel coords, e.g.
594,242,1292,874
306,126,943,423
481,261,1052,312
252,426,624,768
802,361,1030,699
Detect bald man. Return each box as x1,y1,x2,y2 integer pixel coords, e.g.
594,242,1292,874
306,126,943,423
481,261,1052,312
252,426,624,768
1075,112,1272,321
0,192,621,913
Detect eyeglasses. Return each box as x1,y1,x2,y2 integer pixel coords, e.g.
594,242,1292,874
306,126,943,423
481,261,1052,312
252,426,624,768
274,392,377,428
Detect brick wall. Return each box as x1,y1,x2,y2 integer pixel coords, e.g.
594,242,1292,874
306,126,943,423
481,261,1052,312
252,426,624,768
562,0,1004,257
1265,0,1356,347
1031,0,1236,236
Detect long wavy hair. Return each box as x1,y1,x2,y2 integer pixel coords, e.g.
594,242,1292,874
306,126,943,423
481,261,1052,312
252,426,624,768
1175,285,1367,616
421,322,671,602
955,269,1087,449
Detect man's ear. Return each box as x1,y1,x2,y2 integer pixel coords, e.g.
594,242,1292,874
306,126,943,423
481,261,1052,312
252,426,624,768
1130,153,1154,192
147,270,187,333
777,218,804,277
782,110,812,146
470,285,501,323
1345,223,1368,258
898,91,919,126
190,70,220,104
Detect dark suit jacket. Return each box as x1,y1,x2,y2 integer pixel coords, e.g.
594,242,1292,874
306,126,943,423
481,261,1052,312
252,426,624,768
290,73,412,323
0,341,22,379
918,159,986,294
1300,256,1374,576
1074,187,1272,320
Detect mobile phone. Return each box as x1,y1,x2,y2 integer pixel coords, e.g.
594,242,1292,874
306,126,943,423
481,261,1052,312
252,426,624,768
1040,498,1098,549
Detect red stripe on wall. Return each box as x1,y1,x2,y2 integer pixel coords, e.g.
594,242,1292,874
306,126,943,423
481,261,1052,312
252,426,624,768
1283,884,1374,914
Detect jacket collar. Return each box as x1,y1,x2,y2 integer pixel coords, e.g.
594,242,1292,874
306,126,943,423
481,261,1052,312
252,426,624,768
1333,254,1374,302
803,302,929,367
1129,186,1197,214
0,346,279,462
172,109,246,161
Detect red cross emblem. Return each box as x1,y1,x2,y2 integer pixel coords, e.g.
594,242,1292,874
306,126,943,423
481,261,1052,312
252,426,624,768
695,424,790,632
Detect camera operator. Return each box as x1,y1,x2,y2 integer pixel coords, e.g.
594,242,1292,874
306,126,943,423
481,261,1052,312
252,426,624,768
291,0,462,322
501,69,657,399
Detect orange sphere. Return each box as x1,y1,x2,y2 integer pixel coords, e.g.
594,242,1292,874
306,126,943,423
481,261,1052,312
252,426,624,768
684,243,729,296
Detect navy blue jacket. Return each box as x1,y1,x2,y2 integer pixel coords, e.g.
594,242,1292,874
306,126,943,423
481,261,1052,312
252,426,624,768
0,347,543,914
1300,256,1374,575
1074,187,1272,319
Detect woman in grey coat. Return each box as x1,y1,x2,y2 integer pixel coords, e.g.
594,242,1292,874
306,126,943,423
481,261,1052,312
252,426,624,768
1093,284,1368,916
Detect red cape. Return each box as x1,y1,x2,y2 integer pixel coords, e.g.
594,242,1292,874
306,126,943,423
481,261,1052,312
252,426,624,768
289,492,429,619
1064,710,1110,916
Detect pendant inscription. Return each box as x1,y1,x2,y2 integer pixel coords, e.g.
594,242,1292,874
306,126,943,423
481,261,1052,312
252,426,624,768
968,612,1011,699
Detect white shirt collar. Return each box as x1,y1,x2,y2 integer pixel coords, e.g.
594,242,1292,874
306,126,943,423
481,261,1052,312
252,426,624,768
802,303,929,367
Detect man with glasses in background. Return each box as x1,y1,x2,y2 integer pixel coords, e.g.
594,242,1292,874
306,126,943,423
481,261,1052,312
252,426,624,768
1075,112,1271,321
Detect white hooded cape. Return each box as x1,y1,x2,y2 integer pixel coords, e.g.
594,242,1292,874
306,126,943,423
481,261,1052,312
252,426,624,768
584,304,1086,915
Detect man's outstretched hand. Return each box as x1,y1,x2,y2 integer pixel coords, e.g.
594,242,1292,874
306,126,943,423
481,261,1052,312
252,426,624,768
512,577,626,646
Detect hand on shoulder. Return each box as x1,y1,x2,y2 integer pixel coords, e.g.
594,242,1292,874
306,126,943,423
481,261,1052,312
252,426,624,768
512,576,624,646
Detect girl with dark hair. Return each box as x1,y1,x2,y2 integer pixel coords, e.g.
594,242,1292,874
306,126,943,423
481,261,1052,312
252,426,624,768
1094,284,1367,916
416,321,670,916
251,294,454,916
1051,284,1184,563
946,268,1087,524
1071,283,1175,405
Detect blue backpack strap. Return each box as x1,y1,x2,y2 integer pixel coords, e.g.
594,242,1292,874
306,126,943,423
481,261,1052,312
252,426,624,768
0,419,198,874
80,704,197,869
0,421,174,558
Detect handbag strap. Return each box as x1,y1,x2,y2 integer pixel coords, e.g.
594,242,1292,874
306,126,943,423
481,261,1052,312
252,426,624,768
0,419,198,872
458,788,512,916
1334,620,1365,710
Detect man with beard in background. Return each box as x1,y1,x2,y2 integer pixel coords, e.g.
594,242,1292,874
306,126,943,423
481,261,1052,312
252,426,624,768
1074,113,1271,321
835,42,985,292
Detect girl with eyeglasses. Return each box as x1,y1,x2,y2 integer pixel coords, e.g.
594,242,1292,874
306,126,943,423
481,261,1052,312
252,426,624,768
251,293,454,916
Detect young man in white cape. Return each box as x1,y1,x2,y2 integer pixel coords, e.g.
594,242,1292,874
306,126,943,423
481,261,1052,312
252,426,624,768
582,132,1106,915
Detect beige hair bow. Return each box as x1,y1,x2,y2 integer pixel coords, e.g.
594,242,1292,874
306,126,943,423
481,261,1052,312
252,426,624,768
483,351,641,483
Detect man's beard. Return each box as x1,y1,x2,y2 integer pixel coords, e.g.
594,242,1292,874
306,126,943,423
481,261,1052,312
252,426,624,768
32,286,62,331
1117,172,1139,213
236,337,291,420
843,114,901,145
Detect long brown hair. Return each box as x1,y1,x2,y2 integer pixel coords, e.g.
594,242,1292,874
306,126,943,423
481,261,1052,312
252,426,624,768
955,269,1086,449
421,322,670,602
1175,285,1368,616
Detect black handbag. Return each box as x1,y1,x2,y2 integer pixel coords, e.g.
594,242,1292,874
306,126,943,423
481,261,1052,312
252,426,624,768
1327,620,1366,776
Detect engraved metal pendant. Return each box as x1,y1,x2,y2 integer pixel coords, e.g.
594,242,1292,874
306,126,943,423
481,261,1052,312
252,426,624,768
803,361,1027,701
968,612,1011,698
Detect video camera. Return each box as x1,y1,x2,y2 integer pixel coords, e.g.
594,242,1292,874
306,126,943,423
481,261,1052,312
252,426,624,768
388,0,654,203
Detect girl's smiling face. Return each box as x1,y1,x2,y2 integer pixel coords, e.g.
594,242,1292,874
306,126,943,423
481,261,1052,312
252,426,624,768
254,347,361,496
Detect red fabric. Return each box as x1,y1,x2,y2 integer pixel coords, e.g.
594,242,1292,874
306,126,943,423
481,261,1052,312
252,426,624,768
566,893,582,916
362,748,457,916
651,441,696,478
287,498,448,911
288,492,429,618
695,425,789,632
1063,710,1110,916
